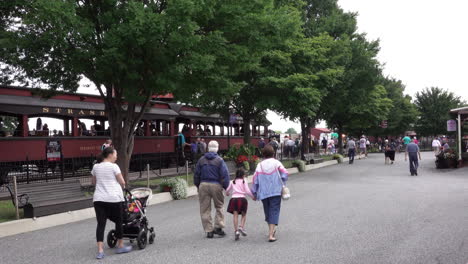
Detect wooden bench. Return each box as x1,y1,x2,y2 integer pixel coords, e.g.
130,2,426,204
18,180,92,218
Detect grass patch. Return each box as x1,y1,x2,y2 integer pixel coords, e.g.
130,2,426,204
321,155,335,161
281,160,294,169
0,200,23,223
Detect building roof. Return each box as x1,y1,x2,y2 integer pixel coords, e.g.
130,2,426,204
312,128,331,133
450,106,468,114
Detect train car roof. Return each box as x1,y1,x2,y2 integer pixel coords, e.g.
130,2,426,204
0,86,269,124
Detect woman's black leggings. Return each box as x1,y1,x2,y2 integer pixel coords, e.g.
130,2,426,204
93,201,124,242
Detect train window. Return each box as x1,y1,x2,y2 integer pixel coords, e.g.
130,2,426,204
0,115,19,137
78,118,108,136
28,117,64,137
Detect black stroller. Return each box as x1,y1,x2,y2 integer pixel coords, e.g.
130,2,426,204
107,188,156,249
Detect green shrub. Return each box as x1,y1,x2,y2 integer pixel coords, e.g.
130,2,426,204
292,160,306,172
159,179,173,192
164,178,188,200
332,154,344,163
224,144,242,161
224,144,259,161
242,161,250,172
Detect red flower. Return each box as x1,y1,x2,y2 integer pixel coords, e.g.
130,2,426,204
236,155,249,164
250,155,259,161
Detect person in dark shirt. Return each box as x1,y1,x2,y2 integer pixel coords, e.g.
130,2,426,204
321,137,328,154
405,139,422,176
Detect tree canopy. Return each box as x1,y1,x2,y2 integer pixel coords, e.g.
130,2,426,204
414,87,465,137
0,0,239,179
285,128,298,134
1,0,463,166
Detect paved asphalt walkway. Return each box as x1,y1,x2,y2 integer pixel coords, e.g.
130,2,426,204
1,152,468,264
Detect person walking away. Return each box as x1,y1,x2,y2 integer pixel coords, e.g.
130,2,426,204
177,131,187,158
413,137,419,145
200,138,207,153
321,137,328,155
190,140,199,163
194,141,230,238
226,168,255,241
347,137,356,164
286,137,295,158
328,138,335,154
405,139,422,176
402,135,411,151
91,147,131,259
432,138,441,156
443,141,450,151
294,137,300,158
268,137,279,158
359,136,367,159
384,140,390,164
101,139,112,151
388,139,396,164
365,138,371,157
252,145,288,242
258,138,266,151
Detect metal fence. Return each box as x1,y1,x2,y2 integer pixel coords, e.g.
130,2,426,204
0,156,96,186
0,152,186,188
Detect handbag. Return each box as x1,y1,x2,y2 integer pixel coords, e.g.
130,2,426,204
276,167,290,200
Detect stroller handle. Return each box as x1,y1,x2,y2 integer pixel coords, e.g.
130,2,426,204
123,188,133,203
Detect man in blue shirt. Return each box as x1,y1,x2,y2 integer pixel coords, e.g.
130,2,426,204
194,141,230,238
405,139,422,176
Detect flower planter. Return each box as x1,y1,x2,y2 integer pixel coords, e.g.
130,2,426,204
162,186,172,192
447,159,458,168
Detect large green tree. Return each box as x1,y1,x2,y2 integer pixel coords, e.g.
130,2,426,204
268,33,343,157
300,1,392,152
188,0,304,144
414,87,465,136
322,35,392,152
367,77,418,137
0,0,226,180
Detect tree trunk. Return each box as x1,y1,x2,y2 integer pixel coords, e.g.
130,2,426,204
300,117,312,160
300,119,307,160
107,108,134,183
95,84,150,184
242,117,251,145
337,125,344,155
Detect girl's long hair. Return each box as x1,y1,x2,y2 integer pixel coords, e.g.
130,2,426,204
234,168,246,184
96,146,115,163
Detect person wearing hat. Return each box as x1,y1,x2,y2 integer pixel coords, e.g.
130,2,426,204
194,141,230,238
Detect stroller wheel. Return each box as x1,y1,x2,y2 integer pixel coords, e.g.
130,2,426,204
137,229,148,250
149,229,155,245
107,230,117,248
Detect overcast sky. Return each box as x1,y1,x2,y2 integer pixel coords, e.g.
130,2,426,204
268,0,468,132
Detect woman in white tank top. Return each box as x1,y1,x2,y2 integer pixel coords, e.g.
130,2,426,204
91,147,131,259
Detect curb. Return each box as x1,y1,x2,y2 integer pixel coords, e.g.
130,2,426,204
0,157,347,238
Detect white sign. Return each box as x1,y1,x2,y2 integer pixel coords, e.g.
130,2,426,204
447,119,457,132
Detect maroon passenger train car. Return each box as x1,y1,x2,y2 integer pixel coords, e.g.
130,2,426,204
0,86,269,182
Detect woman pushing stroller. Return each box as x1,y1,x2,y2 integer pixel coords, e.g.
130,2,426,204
92,147,132,259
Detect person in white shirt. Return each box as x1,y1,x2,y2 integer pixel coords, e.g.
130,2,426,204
286,138,295,158
359,136,367,159
432,138,442,155
92,147,131,259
